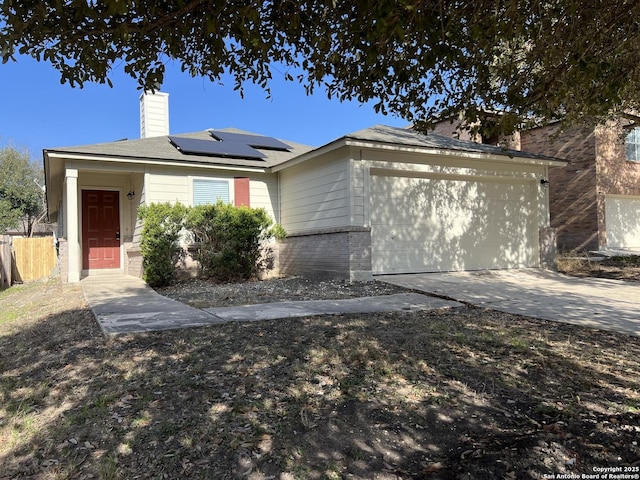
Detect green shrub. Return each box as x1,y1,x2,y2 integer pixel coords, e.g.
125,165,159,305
138,202,187,287
185,202,285,282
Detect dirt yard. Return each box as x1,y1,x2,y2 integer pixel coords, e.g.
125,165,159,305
557,254,640,282
1,275,639,479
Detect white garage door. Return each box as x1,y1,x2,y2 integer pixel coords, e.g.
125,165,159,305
605,195,640,249
370,174,538,274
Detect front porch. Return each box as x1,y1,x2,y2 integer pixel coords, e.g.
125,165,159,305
54,164,145,283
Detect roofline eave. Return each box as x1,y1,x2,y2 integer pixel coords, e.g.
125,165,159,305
43,150,271,174
272,137,568,171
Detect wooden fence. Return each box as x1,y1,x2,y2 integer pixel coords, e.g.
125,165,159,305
12,236,57,283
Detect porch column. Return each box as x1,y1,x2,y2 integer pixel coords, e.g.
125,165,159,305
65,168,80,283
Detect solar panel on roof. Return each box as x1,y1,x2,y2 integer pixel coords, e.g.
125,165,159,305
209,130,290,151
169,136,266,160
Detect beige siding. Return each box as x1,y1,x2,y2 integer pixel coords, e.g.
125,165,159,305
362,148,545,177
131,173,145,244
144,166,279,218
146,168,191,204
351,152,366,225
280,150,351,232
249,177,280,221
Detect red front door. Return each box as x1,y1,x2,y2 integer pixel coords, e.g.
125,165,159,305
82,190,120,269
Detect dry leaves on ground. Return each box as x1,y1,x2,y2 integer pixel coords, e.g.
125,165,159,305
1,276,639,480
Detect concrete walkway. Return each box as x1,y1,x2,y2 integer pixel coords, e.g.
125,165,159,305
81,274,222,335
81,273,461,336
204,294,459,322
378,269,640,337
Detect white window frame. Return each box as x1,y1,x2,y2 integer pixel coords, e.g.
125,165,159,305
625,127,640,162
190,177,233,206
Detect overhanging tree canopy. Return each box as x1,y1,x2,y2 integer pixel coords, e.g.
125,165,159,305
2,1,640,135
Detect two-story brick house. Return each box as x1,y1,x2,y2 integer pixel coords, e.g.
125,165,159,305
520,121,640,252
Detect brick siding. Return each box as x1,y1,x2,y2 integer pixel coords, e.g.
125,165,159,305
431,119,521,148
58,238,68,283
520,121,640,251
521,124,599,251
125,244,144,278
431,119,479,142
539,227,558,270
279,227,372,281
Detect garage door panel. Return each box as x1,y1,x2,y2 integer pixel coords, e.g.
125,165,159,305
605,196,640,248
371,175,536,273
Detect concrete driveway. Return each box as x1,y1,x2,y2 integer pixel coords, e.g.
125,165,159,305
378,269,640,337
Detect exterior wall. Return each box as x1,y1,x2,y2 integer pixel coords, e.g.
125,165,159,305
431,119,479,142
359,148,547,205
520,124,598,251
279,149,351,233
279,227,372,281
280,145,549,278
350,155,366,226
144,166,279,220
539,227,558,270
431,119,521,149
260,242,281,280
130,173,145,244
145,167,191,204
58,238,69,283
594,121,640,248
125,244,144,278
278,149,369,280
138,166,280,279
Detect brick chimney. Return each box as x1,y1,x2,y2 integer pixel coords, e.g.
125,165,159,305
139,90,169,138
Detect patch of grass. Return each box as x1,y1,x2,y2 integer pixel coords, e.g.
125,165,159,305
98,453,120,480
0,309,19,325
131,411,152,428
622,399,640,413
348,447,365,461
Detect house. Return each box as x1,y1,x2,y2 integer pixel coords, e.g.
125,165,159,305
433,115,640,253
43,92,565,283
520,121,640,252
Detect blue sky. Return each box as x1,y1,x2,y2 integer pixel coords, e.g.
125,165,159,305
0,56,408,161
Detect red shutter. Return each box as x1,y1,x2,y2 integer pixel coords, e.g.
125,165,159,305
234,177,250,207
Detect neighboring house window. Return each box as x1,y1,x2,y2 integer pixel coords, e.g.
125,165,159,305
193,179,230,206
625,127,640,162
